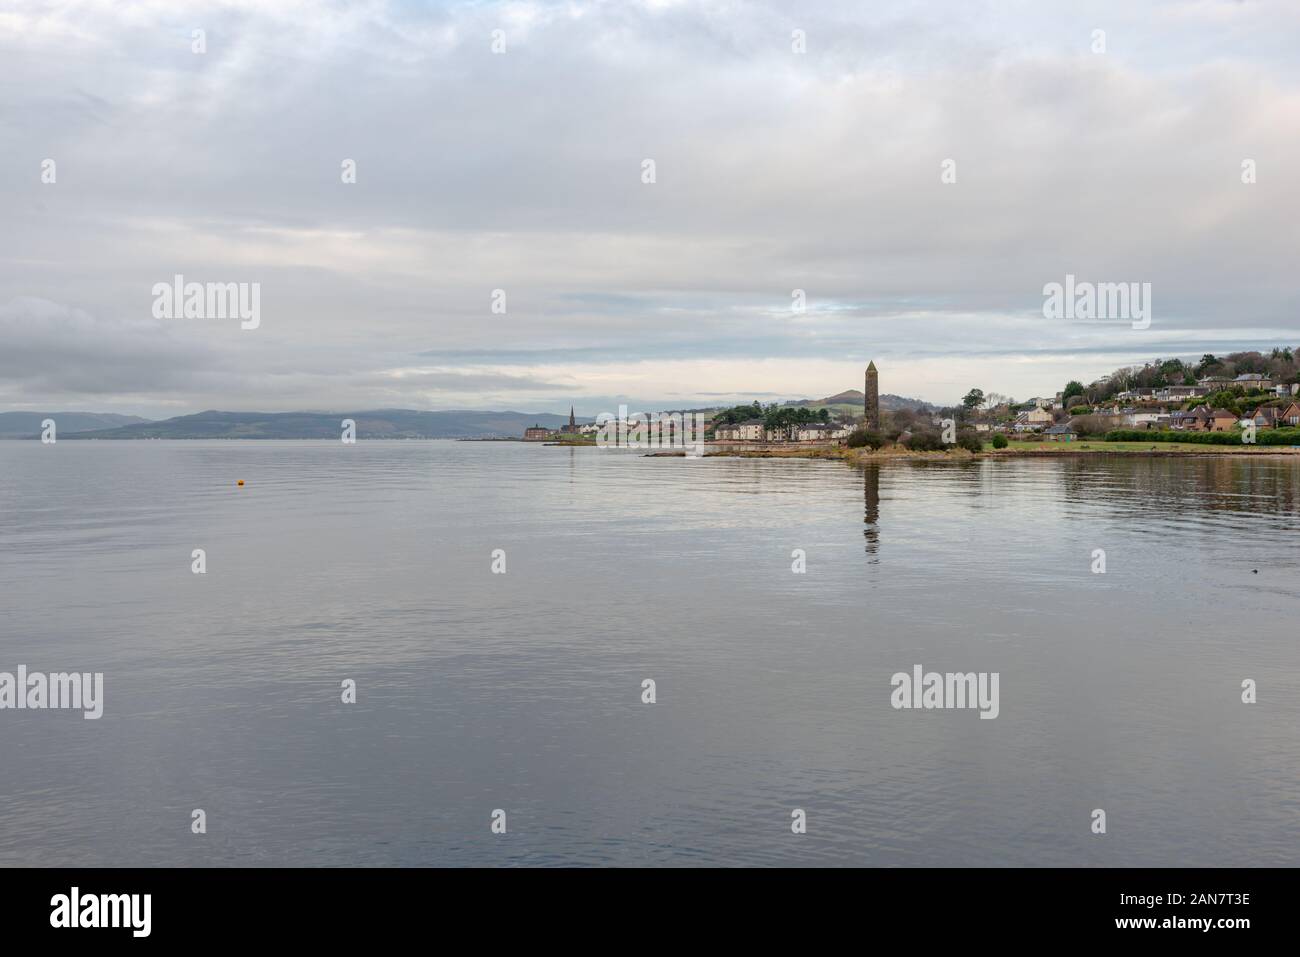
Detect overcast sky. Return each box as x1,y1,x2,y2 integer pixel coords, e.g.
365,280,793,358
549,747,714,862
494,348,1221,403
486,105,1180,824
2,0,1298,418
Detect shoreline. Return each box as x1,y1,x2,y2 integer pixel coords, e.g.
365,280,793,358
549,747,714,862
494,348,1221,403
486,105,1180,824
645,444,1300,461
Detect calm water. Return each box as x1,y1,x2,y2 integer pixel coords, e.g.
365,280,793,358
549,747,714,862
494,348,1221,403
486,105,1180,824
0,441,1296,867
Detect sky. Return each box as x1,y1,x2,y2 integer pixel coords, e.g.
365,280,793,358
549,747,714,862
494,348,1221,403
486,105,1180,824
2,0,1299,419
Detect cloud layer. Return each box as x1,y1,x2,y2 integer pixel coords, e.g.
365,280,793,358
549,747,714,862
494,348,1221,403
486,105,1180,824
2,0,1298,415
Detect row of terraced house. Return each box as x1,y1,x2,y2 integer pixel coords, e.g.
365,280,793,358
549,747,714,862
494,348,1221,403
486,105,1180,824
709,419,854,443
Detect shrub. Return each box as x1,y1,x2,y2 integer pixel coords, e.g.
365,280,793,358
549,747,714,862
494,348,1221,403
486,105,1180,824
956,431,984,453
991,433,1008,449
846,427,885,449
1104,429,1241,445
905,430,946,452
1257,428,1300,446
1069,405,1092,416
1070,414,1114,437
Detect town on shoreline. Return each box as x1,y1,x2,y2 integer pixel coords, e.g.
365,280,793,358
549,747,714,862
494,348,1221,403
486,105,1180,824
523,348,1300,456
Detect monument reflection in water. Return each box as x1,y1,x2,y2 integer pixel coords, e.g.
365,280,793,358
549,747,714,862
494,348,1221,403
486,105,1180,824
863,464,880,559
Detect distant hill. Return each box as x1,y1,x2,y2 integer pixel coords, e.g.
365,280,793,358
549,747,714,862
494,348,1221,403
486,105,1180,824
788,390,936,414
54,409,583,439
0,412,151,439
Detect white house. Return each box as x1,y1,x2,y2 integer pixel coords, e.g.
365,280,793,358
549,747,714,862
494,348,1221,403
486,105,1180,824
1014,407,1053,430
1124,411,1167,428
794,423,837,442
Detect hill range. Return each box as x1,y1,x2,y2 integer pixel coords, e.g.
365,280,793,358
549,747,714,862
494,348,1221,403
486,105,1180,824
0,390,934,439
0,411,152,439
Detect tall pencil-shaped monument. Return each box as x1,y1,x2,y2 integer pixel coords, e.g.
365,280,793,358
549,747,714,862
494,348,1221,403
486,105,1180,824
864,361,880,432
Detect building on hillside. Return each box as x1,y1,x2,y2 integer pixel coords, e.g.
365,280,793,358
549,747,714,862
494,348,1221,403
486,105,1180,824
1175,406,1237,432
1043,423,1077,441
1279,402,1300,426
1246,407,1281,429
1124,411,1168,429
1157,385,1208,401
1014,407,1053,430
1208,408,1241,431
1233,373,1272,389
1116,388,1158,402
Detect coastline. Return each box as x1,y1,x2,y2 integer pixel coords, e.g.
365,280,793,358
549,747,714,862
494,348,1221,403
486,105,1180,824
644,443,1300,461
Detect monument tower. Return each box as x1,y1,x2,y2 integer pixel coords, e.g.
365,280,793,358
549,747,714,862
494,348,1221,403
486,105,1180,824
864,361,880,432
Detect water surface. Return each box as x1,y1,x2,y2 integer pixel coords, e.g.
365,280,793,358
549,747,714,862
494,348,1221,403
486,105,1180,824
0,441,1296,866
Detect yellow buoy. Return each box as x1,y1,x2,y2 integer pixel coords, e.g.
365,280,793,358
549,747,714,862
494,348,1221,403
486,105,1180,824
237,479,245,486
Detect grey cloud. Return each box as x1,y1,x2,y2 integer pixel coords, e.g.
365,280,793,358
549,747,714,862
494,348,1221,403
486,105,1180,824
1,1,1298,413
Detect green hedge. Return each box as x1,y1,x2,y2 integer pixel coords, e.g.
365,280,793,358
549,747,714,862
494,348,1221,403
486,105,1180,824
1104,428,1300,446
1258,428,1300,446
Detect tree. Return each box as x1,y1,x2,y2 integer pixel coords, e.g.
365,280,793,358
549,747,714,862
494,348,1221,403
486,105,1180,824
713,402,764,425
904,430,946,451
1070,415,1111,437
1063,380,1085,402
961,388,985,411
762,405,832,439
846,427,885,449
1205,390,1243,416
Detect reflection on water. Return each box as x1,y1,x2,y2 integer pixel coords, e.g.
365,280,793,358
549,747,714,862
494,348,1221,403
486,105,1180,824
863,465,880,559
0,441,1296,866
